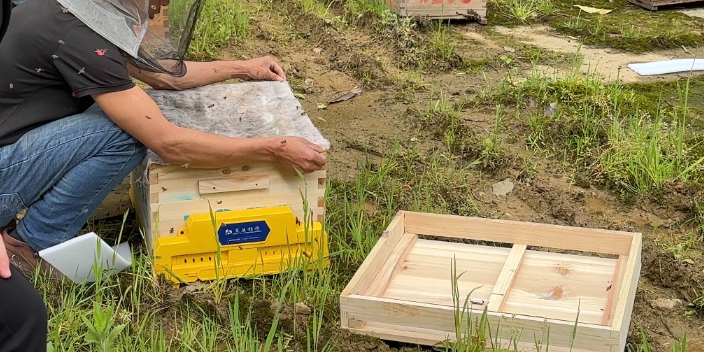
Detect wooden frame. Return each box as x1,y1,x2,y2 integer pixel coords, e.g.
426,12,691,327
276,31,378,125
340,211,642,352
627,0,704,10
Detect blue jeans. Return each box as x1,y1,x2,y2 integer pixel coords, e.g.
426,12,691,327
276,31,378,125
0,104,146,251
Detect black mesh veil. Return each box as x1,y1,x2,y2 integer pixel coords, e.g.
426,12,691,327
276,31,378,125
56,0,203,77
125,0,203,76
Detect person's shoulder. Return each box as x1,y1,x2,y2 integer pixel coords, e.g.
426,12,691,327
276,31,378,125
63,17,123,52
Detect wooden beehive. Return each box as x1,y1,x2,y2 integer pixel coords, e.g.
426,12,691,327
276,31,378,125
340,211,642,352
385,0,488,23
129,81,330,268
130,162,326,255
627,0,703,10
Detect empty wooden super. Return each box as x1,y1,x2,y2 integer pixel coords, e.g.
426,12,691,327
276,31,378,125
340,210,642,352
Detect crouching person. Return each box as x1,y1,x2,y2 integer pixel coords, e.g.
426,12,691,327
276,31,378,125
0,0,49,351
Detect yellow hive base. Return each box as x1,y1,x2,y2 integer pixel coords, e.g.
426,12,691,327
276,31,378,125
152,206,329,285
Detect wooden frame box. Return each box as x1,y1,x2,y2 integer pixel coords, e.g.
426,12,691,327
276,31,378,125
130,162,327,255
385,0,488,23
340,211,642,352
127,81,331,283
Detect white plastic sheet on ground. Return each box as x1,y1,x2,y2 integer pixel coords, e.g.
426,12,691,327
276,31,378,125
38,232,132,283
628,59,704,76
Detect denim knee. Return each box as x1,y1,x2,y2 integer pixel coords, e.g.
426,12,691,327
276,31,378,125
0,193,24,228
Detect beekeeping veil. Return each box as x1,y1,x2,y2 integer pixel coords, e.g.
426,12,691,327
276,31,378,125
55,0,203,77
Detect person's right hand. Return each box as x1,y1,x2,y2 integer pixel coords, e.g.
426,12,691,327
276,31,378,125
0,238,11,279
272,137,327,173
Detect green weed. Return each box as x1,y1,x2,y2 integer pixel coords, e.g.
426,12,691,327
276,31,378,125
186,0,251,60
492,0,553,22
628,329,688,352
476,62,703,197
298,0,333,17
345,0,389,19
429,21,457,63
81,299,128,352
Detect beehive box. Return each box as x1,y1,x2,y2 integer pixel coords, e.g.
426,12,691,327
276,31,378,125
130,81,330,284
340,211,642,352
385,0,488,23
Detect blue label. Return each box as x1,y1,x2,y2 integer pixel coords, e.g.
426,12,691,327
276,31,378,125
218,220,270,245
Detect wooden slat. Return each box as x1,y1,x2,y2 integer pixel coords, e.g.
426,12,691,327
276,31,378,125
365,232,417,297
500,250,616,326
156,170,324,197
501,290,608,325
341,211,406,298
341,295,618,351
383,239,508,305
487,244,526,312
410,239,510,256
347,321,599,352
403,211,636,255
601,256,625,326
198,174,269,194
611,233,642,349
383,276,493,306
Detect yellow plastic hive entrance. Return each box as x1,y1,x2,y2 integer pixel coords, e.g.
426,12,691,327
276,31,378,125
153,205,328,285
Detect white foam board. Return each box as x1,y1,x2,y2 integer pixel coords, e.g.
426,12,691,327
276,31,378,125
628,58,704,76
38,232,132,283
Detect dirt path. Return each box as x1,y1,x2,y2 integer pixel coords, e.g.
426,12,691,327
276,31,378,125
493,25,704,83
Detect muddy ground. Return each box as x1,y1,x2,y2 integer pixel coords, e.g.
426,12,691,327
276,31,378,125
91,1,704,351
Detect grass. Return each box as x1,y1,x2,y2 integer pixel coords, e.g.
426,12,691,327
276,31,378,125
185,0,251,60
487,0,704,53
35,141,695,351
473,60,704,197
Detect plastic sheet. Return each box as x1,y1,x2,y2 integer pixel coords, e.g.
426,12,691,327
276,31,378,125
628,59,704,76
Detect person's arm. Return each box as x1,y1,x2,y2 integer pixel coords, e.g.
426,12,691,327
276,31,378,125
92,86,327,172
128,56,287,90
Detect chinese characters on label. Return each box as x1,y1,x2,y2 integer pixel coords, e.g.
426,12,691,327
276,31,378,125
218,220,270,245
224,225,262,236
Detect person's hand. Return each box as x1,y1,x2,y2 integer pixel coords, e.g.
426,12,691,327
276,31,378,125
272,137,327,173
243,56,287,82
0,238,11,279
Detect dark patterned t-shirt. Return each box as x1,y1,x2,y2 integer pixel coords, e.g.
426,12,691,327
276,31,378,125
0,0,10,43
0,0,135,146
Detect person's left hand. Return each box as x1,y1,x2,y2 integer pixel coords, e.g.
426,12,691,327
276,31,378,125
243,56,287,82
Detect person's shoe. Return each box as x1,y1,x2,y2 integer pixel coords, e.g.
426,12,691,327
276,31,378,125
2,229,63,280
